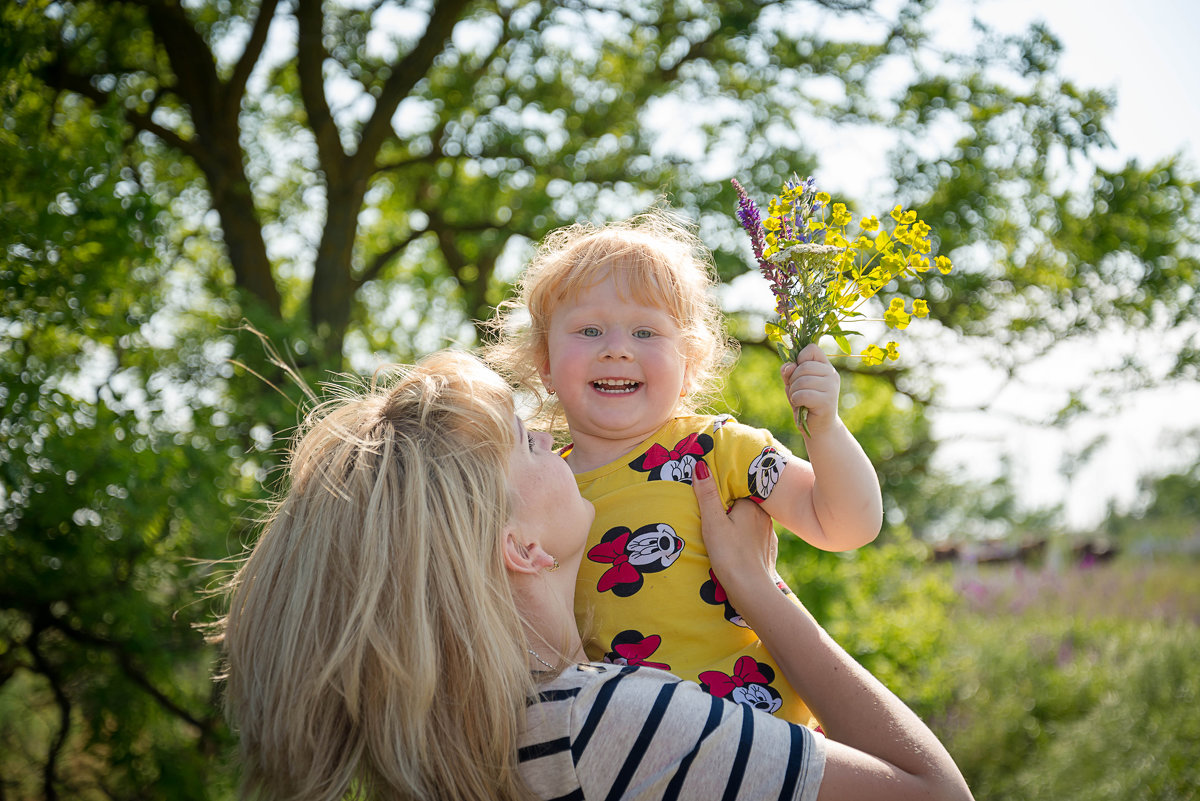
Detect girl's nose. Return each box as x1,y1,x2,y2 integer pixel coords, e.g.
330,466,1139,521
599,332,633,360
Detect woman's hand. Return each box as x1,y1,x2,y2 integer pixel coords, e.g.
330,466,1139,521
692,461,780,612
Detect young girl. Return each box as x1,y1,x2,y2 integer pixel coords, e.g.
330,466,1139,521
486,211,883,726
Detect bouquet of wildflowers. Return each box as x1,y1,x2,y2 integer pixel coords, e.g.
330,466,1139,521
731,175,952,432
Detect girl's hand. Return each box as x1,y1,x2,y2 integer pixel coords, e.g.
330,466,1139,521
781,344,840,435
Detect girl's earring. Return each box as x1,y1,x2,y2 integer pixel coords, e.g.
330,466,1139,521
547,556,560,572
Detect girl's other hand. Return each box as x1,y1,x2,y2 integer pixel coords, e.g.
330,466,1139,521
780,344,840,435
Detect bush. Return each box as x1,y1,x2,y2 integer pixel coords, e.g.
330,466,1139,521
778,530,961,715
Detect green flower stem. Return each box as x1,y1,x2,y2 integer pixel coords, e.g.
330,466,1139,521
795,404,811,437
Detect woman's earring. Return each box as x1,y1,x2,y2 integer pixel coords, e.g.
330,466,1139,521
547,556,560,572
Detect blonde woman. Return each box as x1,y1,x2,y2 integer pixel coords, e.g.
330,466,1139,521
214,350,972,801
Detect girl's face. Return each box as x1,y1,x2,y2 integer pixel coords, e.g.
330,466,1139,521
540,269,690,456
506,416,593,559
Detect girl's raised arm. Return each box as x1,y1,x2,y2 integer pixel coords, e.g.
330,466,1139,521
693,466,973,801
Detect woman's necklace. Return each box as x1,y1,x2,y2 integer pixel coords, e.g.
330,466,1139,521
527,648,555,671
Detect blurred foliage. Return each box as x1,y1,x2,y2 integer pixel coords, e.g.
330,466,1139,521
3,0,1200,797
1099,439,1200,555
785,551,1200,801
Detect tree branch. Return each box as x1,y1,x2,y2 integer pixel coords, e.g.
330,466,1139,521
372,151,441,174
295,0,346,171
354,0,473,177
132,0,224,123
28,626,70,801
228,0,282,103
46,610,215,737
40,60,205,162
356,229,424,287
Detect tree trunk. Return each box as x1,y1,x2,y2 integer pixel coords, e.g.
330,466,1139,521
309,174,369,366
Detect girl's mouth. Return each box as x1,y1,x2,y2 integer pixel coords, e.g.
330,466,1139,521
591,379,641,394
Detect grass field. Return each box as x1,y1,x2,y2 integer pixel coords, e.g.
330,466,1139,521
936,558,1200,801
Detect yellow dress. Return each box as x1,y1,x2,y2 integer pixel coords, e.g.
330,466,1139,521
571,414,817,727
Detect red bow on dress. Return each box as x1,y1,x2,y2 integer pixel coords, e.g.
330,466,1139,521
698,656,768,697
706,569,727,603
588,531,639,592
640,433,706,469
614,634,670,670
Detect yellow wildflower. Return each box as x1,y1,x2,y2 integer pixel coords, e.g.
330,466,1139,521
884,299,911,329
861,344,886,366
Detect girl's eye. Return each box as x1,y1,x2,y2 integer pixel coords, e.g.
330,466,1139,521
581,326,601,337
633,329,654,339
527,432,537,452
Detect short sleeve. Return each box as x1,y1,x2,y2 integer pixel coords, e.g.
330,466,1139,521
710,417,790,505
569,665,825,801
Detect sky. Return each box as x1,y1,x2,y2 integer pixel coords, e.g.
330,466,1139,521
976,0,1200,166
925,0,1200,529
717,0,1200,531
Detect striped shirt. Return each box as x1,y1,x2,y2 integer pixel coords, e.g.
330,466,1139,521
519,663,825,801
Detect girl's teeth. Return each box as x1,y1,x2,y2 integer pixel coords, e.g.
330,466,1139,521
593,380,639,394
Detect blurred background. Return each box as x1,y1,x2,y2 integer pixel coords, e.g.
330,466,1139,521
2,0,1197,798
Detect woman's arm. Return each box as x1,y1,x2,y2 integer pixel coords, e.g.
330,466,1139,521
693,464,973,801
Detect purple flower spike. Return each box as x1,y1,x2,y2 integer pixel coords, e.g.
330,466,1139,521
731,179,767,262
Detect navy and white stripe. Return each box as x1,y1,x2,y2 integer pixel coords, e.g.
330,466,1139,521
519,663,824,801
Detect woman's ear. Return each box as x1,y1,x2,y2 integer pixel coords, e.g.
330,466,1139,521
503,530,557,575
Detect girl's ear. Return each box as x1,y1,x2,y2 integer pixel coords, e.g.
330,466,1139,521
538,355,554,394
680,351,695,397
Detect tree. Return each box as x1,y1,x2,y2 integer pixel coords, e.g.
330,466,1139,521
3,0,1198,796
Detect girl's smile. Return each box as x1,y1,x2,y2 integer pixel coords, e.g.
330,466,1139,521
591,378,641,394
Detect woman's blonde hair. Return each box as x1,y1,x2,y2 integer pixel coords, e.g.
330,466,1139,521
485,210,735,432
214,350,536,801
